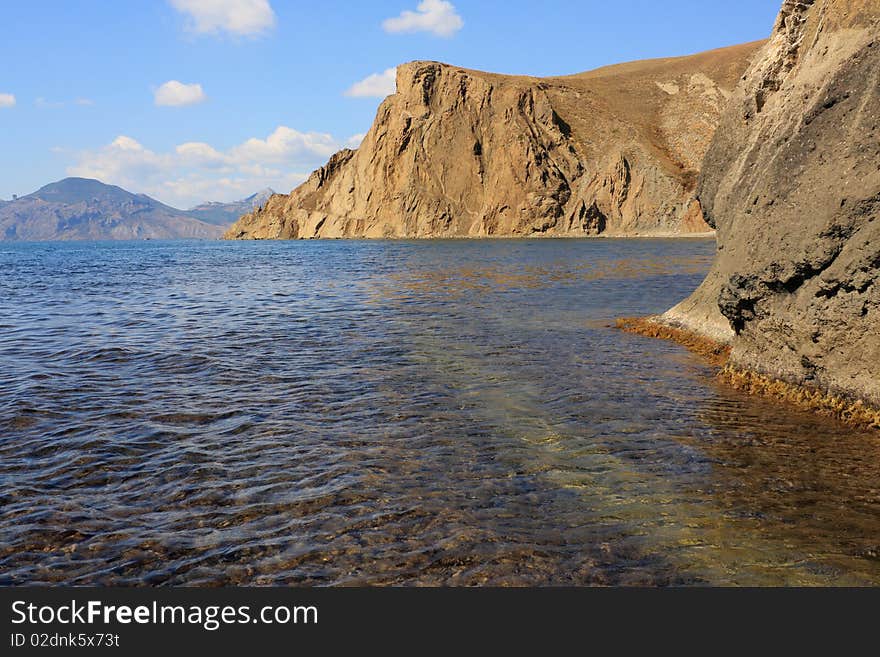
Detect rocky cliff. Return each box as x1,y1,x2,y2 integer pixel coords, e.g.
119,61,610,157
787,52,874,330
662,0,880,405
225,42,762,240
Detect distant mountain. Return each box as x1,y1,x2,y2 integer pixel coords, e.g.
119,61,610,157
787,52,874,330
0,178,226,241
187,188,276,226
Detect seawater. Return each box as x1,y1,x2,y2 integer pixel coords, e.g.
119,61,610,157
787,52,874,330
1,238,879,585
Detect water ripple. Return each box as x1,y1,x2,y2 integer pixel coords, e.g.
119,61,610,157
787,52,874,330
1,239,879,586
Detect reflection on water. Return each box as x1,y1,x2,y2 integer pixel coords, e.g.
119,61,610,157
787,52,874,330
0,238,878,586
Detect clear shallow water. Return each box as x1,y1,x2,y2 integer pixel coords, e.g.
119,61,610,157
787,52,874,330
1,238,879,586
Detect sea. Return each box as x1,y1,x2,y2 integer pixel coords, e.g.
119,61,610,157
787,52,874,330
2,238,879,585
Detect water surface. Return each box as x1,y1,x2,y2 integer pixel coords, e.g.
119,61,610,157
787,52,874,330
1,239,879,585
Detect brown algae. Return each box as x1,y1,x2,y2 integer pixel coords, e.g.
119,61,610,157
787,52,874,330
616,316,880,431
615,317,730,366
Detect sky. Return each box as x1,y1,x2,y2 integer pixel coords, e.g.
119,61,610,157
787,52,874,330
0,1,781,209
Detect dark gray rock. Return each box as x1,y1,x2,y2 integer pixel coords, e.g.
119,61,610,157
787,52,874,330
663,0,880,405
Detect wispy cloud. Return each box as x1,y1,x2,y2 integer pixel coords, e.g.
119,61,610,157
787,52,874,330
344,68,397,98
34,96,95,109
68,127,344,207
0,93,16,109
154,81,207,107
34,97,95,109
169,0,276,37
35,98,64,109
382,0,463,37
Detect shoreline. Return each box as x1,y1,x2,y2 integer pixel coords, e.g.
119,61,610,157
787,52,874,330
223,232,717,242
617,316,880,431
2,232,719,245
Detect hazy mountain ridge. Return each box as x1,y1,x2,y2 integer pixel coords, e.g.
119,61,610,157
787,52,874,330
0,178,270,241
187,188,276,226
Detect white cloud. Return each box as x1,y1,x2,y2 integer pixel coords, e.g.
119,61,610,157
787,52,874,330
0,93,16,108
237,163,283,177
230,126,339,163
344,68,397,98
75,98,95,106
345,133,367,148
68,136,170,185
68,126,346,208
169,0,276,36
159,172,307,208
110,136,146,152
155,80,208,107
176,141,227,166
382,0,463,37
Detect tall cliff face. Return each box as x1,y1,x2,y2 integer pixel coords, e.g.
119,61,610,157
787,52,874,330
225,42,762,240
663,0,880,404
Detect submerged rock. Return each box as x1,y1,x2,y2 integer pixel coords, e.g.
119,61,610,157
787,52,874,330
224,42,762,240
662,0,880,406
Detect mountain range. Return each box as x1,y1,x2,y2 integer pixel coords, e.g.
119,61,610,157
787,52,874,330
0,178,274,241
186,188,275,227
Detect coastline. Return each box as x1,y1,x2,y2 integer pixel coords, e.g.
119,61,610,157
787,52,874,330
617,316,880,431
222,231,717,241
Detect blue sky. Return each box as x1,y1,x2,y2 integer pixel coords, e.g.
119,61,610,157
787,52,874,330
0,1,780,208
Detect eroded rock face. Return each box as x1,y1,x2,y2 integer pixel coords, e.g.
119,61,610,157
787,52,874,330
225,42,762,240
663,0,880,405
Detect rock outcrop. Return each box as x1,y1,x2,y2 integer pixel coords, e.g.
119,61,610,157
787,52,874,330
662,0,880,406
225,42,763,240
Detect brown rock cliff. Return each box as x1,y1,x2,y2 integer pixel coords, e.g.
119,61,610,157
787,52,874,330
225,42,762,240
